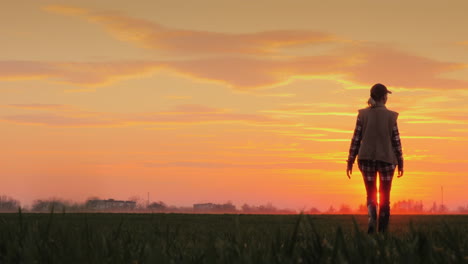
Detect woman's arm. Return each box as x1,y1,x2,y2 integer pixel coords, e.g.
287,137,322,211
391,122,404,176
347,116,362,176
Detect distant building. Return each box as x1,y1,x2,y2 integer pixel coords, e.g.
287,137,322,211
148,202,166,211
193,203,236,212
86,199,136,210
193,203,216,210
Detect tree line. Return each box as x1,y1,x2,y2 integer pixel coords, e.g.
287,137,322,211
0,195,467,214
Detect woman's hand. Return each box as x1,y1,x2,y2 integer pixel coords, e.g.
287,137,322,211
397,169,404,178
346,162,353,179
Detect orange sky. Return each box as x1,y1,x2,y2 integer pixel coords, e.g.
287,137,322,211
1,0,467,211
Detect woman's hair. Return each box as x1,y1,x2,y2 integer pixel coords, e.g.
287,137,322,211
367,97,377,107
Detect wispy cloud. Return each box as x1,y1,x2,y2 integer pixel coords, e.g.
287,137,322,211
2,113,119,127
281,103,351,108
1,6,465,91
1,103,291,127
300,151,349,162
260,109,356,117
44,5,338,55
0,56,344,88
162,56,344,89
403,119,468,125
301,138,350,142
399,107,468,125
402,136,468,141
143,161,326,169
303,127,353,134
456,41,468,46
0,60,158,87
341,45,468,90
251,93,297,98
4,46,466,90
164,95,192,100
449,128,468,133
5,104,72,111
143,46,464,90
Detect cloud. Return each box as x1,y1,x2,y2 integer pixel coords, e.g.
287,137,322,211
399,105,468,125
170,44,468,90
44,5,88,15
2,113,119,126
281,103,351,108
143,161,327,169
164,95,192,100
402,136,468,141
162,55,344,89
260,109,356,117
342,45,468,90
0,56,343,88
1,103,289,127
304,127,353,134
5,104,71,110
252,93,296,97
0,60,159,87
44,5,338,55
130,107,279,125
449,128,468,133
301,138,350,142
404,120,468,125
7,6,468,90
4,44,467,90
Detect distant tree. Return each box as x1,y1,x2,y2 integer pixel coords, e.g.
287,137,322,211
338,204,352,214
259,203,277,213
241,203,278,213
0,195,20,211
356,204,367,214
129,195,146,209
392,200,424,213
241,203,251,212
457,205,468,213
31,199,69,212
308,207,321,214
438,204,448,213
66,201,84,212
277,208,297,214
325,205,336,214
87,196,100,201
148,201,167,211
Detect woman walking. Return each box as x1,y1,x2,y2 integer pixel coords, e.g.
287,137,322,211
346,83,404,233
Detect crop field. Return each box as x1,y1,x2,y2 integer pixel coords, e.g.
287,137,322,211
0,212,467,263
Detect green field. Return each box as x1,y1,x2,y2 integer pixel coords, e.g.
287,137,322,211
0,212,467,263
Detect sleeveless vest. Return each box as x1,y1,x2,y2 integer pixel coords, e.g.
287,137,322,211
357,104,399,165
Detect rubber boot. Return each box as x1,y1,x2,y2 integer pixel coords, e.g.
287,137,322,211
378,206,390,233
367,204,377,234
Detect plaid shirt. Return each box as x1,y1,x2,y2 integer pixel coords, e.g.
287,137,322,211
347,116,403,170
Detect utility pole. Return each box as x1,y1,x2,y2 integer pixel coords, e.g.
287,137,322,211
441,186,444,208
147,192,150,208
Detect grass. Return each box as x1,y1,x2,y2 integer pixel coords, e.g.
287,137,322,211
0,211,467,263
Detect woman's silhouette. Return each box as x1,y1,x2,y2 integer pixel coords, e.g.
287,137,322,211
346,83,404,233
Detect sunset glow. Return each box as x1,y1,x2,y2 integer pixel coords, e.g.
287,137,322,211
1,0,467,211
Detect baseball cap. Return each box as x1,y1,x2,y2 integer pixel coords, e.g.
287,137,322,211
370,83,392,99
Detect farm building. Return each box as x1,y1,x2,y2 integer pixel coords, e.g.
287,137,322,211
193,203,216,210
193,202,236,212
86,199,136,210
